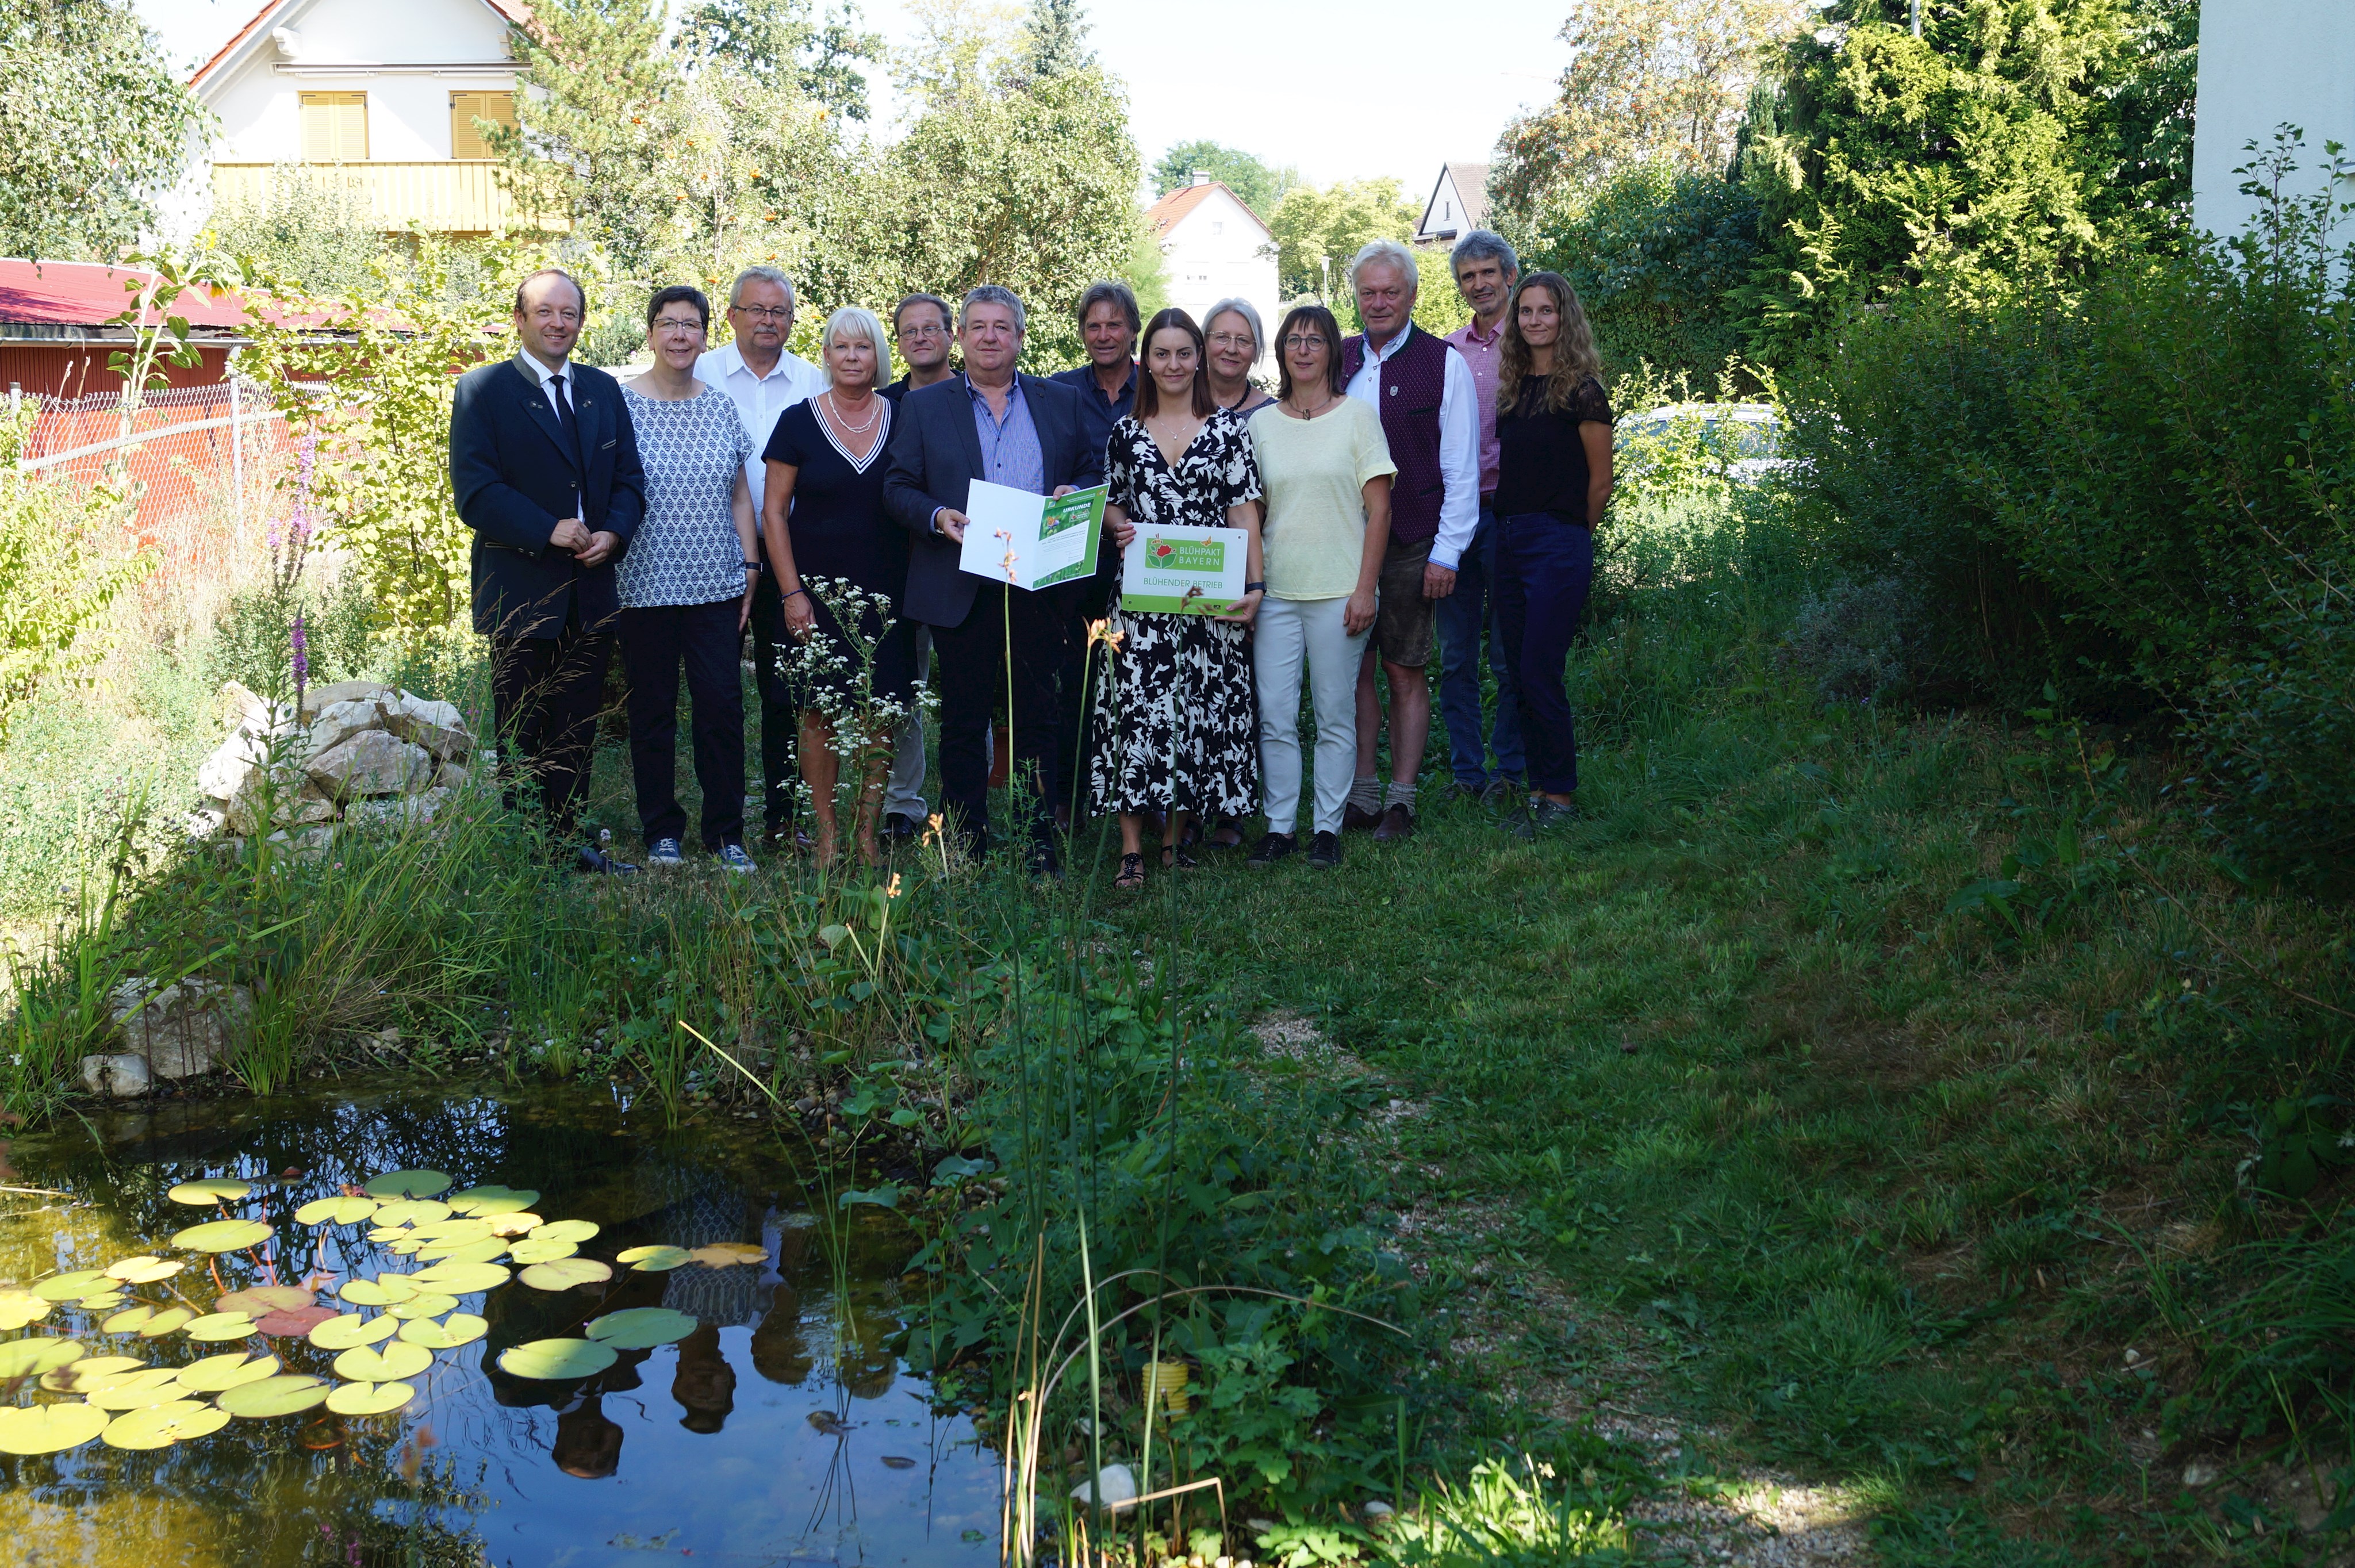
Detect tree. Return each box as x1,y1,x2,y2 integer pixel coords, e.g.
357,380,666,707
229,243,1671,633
1489,0,1810,237
0,0,208,260
1267,179,1417,305
678,0,886,120
881,62,1144,367
1023,0,1093,78
1736,0,2146,351
1150,141,1298,221
891,0,1024,105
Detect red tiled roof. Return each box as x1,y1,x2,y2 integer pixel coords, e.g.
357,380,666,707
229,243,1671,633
191,0,534,87
1144,180,1271,240
0,259,336,333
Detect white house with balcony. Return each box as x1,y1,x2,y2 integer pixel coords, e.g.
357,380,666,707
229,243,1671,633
187,0,544,236
1144,175,1279,371
2191,0,2355,244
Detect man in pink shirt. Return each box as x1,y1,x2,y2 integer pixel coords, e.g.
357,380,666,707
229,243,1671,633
1438,231,1526,803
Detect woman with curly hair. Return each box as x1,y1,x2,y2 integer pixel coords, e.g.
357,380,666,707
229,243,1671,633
1491,271,1613,837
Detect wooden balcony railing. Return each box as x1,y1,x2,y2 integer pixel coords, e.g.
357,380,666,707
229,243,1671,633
210,161,565,234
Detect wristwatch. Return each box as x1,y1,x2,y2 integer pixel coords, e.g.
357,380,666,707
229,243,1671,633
742,559,764,573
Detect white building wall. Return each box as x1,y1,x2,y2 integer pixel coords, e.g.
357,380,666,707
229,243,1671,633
2192,0,2355,242
203,0,516,163
1158,189,1280,374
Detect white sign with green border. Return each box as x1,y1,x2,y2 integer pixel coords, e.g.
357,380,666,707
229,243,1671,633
1119,524,1250,615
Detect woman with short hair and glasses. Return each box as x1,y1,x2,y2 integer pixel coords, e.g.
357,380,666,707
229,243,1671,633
1090,308,1265,890
617,284,762,872
1242,304,1394,872
1491,271,1613,836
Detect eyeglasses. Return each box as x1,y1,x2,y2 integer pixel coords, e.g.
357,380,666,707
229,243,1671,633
1282,335,1328,351
1209,333,1255,351
897,323,946,340
653,316,704,335
731,304,792,323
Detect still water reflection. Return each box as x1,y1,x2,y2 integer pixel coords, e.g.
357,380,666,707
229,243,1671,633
0,1083,1001,1566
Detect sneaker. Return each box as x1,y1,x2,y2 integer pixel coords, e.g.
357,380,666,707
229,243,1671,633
1508,798,1580,839
1371,803,1416,841
1341,800,1381,833
1478,777,1523,810
1306,830,1343,869
1245,832,1296,868
717,842,758,873
646,837,685,868
1445,779,1486,803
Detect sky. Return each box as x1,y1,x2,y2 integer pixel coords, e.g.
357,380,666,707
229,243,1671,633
135,0,1575,196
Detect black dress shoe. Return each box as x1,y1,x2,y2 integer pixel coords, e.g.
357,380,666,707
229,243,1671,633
1340,801,1380,833
576,845,640,875
1245,832,1296,869
1371,803,1416,841
1307,830,1343,869
883,812,921,842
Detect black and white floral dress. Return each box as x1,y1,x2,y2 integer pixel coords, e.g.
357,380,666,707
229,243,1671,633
1088,407,1262,819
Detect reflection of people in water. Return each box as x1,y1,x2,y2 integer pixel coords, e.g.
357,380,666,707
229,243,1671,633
749,1282,812,1386
671,1322,737,1434
553,1394,623,1478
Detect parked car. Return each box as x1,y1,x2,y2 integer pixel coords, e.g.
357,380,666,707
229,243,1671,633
1615,401,1796,485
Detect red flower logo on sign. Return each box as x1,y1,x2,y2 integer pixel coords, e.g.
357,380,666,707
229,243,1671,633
1153,542,1173,558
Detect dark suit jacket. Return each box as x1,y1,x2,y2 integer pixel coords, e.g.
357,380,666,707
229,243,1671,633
449,355,646,640
881,371,1106,628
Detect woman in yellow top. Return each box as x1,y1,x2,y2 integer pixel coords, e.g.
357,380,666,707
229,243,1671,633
1243,304,1395,871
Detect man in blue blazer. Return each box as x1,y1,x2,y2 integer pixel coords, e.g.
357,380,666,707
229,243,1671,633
448,268,646,872
883,285,1105,873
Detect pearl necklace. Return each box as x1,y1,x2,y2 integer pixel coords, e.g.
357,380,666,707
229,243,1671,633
822,390,881,436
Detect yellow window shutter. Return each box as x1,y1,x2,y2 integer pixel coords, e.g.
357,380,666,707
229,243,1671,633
450,91,515,160
300,93,367,162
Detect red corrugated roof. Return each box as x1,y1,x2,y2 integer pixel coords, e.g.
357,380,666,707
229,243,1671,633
0,259,343,333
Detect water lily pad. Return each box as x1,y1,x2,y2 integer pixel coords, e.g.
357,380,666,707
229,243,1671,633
363,1170,451,1200
498,1337,617,1381
616,1245,691,1272
75,1290,127,1311
326,1379,416,1416
517,1257,611,1291
506,1236,578,1264
310,1313,397,1350
255,1305,339,1337
484,1212,543,1237
185,1312,258,1343
216,1373,329,1417
403,1217,490,1242
167,1179,252,1205
584,1307,699,1350
105,1256,185,1285
385,1292,458,1322
397,1313,486,1350
333,1341,432,1382
406,1261,511,1294
0,1402,109,1455
32,1270,112,1302
89,1366,193,1409
417,1236,507,1267
447,1185,540,1217
531,1220,600,1244
337,1277,416,1307
0,1337,84,1378
294,1195,378,1225
216,1286,314,1316
173,1351,281,1393
688,1243,768,1268
103,1398,232,1449
42,1354,143,1393
371,1198,454,1227
101,1305,157,1334
0,1287,52,1330
171,1218,273,1253
136,1307,196,1337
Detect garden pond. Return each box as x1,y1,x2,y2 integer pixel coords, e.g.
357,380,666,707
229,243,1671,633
0,1082,1002,1566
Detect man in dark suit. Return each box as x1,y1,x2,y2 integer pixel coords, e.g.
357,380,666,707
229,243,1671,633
883,285,1105,873
449,267,646,873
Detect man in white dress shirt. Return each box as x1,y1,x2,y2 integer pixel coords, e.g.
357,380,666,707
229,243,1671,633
698,266,826,847
1337,239,1480,842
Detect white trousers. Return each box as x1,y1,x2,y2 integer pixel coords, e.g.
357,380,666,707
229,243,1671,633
884,623,930,819
1254,595,1369,836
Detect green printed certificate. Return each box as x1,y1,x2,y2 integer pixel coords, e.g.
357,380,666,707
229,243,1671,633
1119,524,1251,614
957,481,1106,592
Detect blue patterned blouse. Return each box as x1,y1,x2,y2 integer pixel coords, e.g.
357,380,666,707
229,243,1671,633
616,384,755,609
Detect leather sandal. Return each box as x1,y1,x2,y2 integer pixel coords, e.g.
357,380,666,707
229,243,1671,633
1114,852,1146,891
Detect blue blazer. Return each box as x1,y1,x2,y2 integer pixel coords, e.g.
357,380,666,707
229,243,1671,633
881,372,1105,629
448,355,646,640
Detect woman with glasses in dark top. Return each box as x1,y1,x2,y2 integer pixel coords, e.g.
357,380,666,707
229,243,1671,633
1491,271,1613,837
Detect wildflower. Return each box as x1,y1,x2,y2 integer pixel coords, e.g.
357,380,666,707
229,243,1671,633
1086,617,1123,650
289,614,308,691
996,528,1018,584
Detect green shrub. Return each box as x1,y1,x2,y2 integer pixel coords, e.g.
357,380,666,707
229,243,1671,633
0,411,154,735
1774,574,1924,707
206,573,378,697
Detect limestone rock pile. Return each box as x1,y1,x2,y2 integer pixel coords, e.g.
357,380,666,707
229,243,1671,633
190,680,481,853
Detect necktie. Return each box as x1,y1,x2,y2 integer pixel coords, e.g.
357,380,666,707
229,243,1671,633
549,372,585,473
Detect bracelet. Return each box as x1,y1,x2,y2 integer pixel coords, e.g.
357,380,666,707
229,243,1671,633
783,586,807,601
1244,581,1267,593
742,559,764,573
